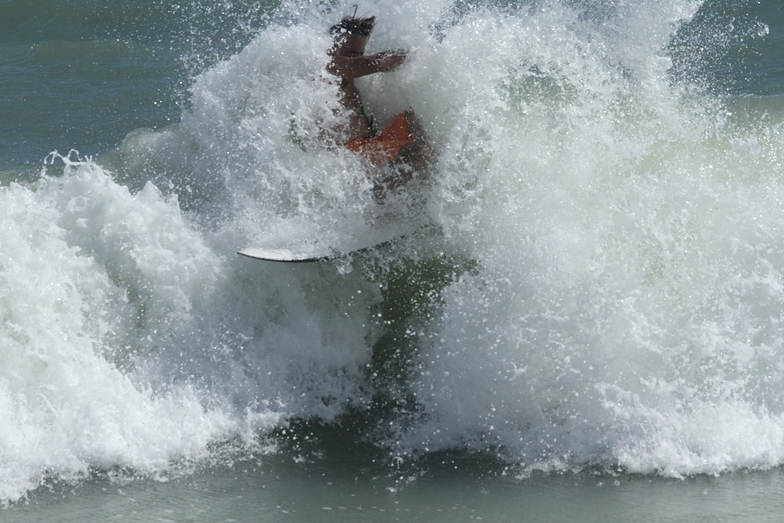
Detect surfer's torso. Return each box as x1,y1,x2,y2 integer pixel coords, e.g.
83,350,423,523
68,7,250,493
326,34,406,143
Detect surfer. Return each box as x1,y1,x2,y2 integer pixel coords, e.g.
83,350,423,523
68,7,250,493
326,13,431,200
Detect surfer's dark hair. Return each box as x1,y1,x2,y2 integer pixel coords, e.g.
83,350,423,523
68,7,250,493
330,14,376,39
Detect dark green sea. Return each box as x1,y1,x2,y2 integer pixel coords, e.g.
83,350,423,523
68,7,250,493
3,1,784,520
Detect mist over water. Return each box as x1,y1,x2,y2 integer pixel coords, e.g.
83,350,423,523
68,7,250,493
3,0,784,505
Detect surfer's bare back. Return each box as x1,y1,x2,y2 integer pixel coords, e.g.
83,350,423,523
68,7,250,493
327,14,430,198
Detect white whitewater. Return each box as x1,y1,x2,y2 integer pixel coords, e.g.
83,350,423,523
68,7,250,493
3,0,784,504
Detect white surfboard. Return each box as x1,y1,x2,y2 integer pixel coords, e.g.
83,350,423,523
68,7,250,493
238,220,431,263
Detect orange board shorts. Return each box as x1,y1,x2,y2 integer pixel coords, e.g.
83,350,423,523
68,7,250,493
344,112,413,166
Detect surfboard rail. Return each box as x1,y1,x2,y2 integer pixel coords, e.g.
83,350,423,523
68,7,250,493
238,222,433,263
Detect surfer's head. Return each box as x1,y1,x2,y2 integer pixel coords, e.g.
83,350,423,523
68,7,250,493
330,14,376,42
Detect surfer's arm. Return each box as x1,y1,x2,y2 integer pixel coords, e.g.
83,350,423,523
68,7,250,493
327,50,407,79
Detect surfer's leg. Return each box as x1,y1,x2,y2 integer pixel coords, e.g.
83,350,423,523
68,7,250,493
401,111,433,171
386,110,433,176
372,161,415,201
370,111,433,202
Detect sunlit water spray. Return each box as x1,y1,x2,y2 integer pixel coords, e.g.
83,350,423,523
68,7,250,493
2,0,784,505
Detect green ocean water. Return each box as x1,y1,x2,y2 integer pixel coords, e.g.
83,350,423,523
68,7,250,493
4,0,784,521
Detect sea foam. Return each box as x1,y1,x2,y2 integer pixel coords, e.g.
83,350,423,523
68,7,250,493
3,0,784,505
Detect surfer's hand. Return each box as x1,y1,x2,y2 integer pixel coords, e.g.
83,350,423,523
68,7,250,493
374,49,408,72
